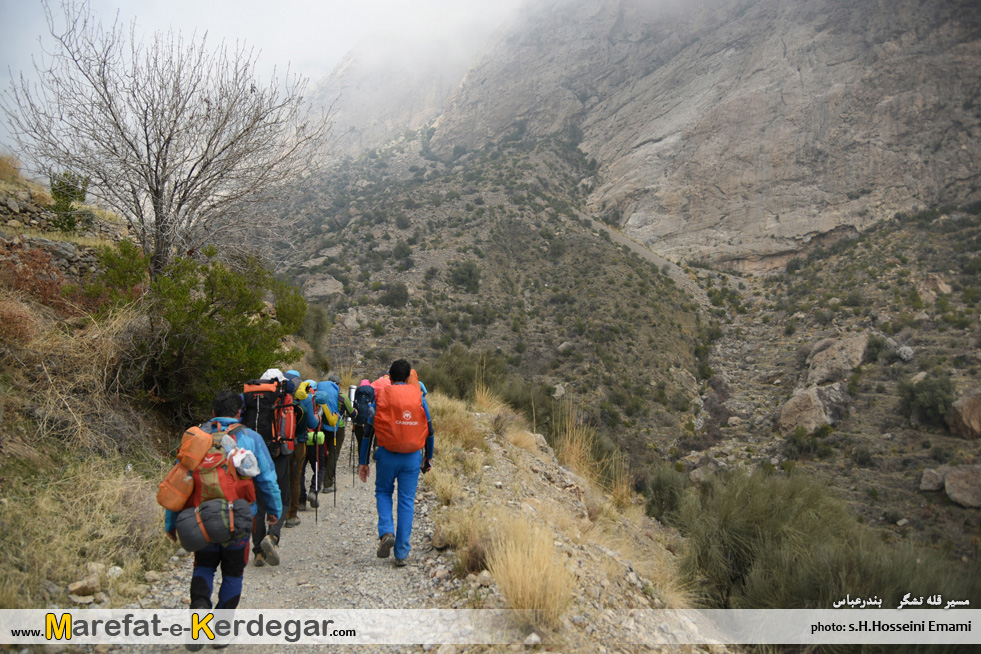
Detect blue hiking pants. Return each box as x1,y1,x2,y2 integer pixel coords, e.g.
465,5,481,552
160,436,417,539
373,446,422,560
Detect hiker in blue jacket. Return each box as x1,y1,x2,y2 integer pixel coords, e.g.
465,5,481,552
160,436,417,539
311,375,356,503
290,377,321,518
164,390,282,627
358,359,435,567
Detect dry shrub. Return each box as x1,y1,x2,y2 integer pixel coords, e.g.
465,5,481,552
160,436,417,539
488,515,574,630
0,243,66,310
0,153,19,183
12,304,160,453
422,465,462,505
427,391,487,451
0,295,38,344
0,452,172,608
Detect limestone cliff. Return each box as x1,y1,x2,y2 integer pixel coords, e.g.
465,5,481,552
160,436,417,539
424,0,981,270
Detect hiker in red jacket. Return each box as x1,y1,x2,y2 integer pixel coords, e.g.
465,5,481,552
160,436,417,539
358,359,434,567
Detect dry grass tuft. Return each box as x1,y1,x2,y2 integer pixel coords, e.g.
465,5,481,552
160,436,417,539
3,303,160,454
488,514,574,630
602,451,633,510
422,465,463,505
473,380,505,414
492,404,536,452
0,294,38,344
0,153,20,183
0,452,172,608
435,506,500,577
30,187,53,207
585,512,693,610
507,429,537,451
428,391,487,452
553,404,600,483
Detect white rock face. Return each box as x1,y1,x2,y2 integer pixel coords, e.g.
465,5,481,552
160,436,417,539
426,0,981,269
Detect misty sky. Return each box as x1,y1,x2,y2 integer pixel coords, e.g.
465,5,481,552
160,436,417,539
0,0,522,150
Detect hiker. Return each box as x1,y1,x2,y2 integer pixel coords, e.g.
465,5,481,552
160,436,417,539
293,378,320,514
313,374,356,499
284,371,319,527
164,390,282,622
243,369,295,566
358,359,434,566
352,379,375,456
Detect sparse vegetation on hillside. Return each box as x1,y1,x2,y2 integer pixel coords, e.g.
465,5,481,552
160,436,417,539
286,134,700,470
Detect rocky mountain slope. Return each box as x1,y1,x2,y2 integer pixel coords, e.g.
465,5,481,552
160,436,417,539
311,0,981,270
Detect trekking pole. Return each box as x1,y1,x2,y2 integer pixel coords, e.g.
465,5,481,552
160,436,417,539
314,440,319,526
333,430,338,507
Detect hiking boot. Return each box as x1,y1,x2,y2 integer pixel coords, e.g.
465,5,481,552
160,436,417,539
394,557,407,567
285,516,301,528
376,533,395,559
309,492,319,509
323,485,336,494
186,599,210,649
297,502,308,512
261,536,280,566
253,552,266,567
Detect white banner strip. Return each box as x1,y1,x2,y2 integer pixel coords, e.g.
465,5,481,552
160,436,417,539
0,609,977,645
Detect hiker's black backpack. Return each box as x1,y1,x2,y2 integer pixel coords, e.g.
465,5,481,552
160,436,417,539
242,378,296,454
353,383,375,426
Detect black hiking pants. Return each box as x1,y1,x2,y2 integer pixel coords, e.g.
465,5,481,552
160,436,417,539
253,452,288,552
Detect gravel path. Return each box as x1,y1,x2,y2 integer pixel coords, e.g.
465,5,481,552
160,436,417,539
137,449,453,653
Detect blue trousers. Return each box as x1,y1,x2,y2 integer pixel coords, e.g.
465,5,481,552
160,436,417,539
190,536,249,609
373,447,422,560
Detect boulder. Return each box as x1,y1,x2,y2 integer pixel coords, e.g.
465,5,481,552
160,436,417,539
342,308,361,331
923,274,952,296
778,382,851,433
944,466,981,508
67,574,100,596
301,275,344,300
807,334,868,385
946,391,981,440
919,468,946,492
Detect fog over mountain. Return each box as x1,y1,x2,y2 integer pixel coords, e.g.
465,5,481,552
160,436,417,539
311,0,981,268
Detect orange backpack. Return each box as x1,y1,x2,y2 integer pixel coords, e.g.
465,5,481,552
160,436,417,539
373,384,428,453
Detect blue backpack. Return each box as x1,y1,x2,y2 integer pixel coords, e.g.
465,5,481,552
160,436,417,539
353,383,375,425
314,381,341,429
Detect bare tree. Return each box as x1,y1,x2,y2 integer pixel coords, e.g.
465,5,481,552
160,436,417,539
2,0,330,276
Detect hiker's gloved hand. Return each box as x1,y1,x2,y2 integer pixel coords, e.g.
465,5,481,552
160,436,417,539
166,529,177,542
267,515,278,526
422,458,432,474
358,464,370,483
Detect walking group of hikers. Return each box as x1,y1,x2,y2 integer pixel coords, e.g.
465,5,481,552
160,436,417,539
157,358,434,634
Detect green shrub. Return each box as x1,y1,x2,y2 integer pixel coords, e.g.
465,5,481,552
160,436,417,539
852,444,873,466
447,260,481,293
380,282,409,307
898,376,955,428
644,463,691,521
673,470,981,614
49,170,91,233
104,246,305,418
